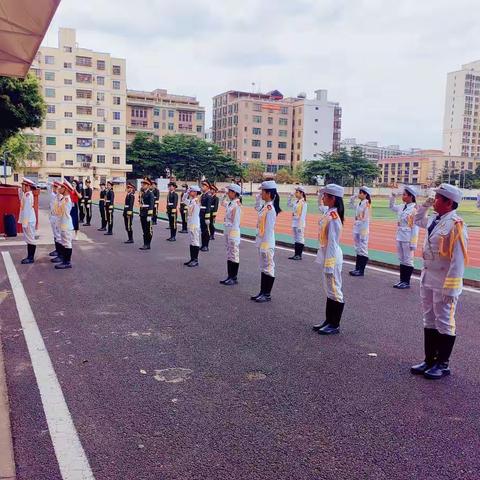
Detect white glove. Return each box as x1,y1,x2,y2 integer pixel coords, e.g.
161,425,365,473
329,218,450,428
147,217,152,222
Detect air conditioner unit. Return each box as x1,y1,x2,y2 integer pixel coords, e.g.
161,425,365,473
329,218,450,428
82,162,91,168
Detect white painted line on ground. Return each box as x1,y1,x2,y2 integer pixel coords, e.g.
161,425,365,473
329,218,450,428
1,251,95,480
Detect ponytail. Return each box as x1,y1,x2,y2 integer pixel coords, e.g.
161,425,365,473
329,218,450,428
265,188,282,216
334,196,345,224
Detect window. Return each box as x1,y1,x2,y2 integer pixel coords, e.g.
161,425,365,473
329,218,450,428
196,125,202,132
112,80,121,90
76,89,92,99
280,107,288,114
168,110,175,118
97,92,105,101
97,124,105,132
268,117,273,125
64,95,72,101
154,108,160,116
97,76,105,86
47,104,56,114
77,138,92,147
64,79,73,85
279,130,288,137
253,103,262,112
113,141,120,150
278,142,287,149
45,55,55,64
112,156,120,165
46,137,56,146
154,122,159,129
96,155,106,164
196,112,203,120
65,112,73,118
76,106,92,115
112,65,121,75
278,153,286,161
113,96,121,105
64,62,72,69
251,151,261,159
63,46,72,53
97,139,105,148
97,60,105,70
76,73,92,83
64,160,73,166
46,153,56,162
253,115,262,123
65,144,73,150
279,118,288,125
267,140,273,148
45,71,55,81
76,154,92,163
76,121,92,132
267,129,273,136
113,111,121,120
266,152,272,160
76,56,92,67
252,127,261,135
168,123,174,130
64,128,73,134
252,139,261,147
267,165,278,173
45,88,55,98
46,120,56,129
113,126,120,135
97,108,105,117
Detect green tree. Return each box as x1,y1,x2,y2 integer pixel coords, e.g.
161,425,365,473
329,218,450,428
126,132,165,178
276,168,293,184
0,132,41,170
0,74,45,146
245,161,265,182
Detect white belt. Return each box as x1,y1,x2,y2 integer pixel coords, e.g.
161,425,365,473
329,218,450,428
141,204,149,207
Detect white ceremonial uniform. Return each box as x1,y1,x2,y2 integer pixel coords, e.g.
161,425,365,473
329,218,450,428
18,189,36,244
389,197,419,267
223,196,242,263
415,206,468,336
315,208,344,303
54,194,74,248
256,200,276,277
47,184,61,244
287,196,307,244
186,197,201,247
349,196,370,257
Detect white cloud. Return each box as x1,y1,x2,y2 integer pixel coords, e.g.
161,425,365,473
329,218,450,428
43,0,480,149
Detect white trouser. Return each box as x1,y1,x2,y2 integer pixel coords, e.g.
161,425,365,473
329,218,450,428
396,241,414,267
292,226,304,244
188,225,200,247
420,285,457,336
225,230,240,263
60,229,73,249
22,222,36,245
50,216,61,242
316,249,344,303
353,232,369,256
258,248,275,277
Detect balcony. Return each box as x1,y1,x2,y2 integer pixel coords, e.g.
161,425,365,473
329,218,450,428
127,97,155,107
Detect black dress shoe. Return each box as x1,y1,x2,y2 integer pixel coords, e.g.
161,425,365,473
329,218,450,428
20,258,34,264
104,232,113,236
187,260,199,267
255,294,271,303
410,361,433,375
124,240,134,244
423,362,450,379
98,228,106,231
393,281,404,288
318,324,340,335
184,260,193,266
49,250,58,257
50,256,63,263
349,270,364,277
166,237,176,242
82,223,90,226
250,292,263,301
55,262,72,270
396,282,410,289
312,322,328,332
139,246,150,250
200,246,209,252
179,230,188,234
288,255,302,260
222,278,237,286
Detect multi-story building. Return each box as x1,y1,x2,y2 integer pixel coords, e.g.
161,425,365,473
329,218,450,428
212,89,341,172
378,150,479,187
126,89,205,143
19,28,131,186
340,138,418,163
291,90,342,166
443,60,480,158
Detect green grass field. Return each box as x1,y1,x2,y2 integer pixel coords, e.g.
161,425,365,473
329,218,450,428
237,196,480,227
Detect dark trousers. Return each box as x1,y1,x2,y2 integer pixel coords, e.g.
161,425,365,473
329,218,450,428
200,213,209,248
152,203,158,225
79,202,85,222
124,213,133,239
85,202,92,224
106,207,114,233
140,216,152,246
209,214,217,238
99,202,106,228
168,210,177,237
180,204,187,231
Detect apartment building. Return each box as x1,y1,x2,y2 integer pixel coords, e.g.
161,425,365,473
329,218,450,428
378,150,479,186
126,89,205,143
443,60,480,158
212,89,341,172
291,90,342,166
340,138,418,163
19,28,131,186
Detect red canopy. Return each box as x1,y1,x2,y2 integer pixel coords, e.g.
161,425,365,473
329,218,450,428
0,0,61,78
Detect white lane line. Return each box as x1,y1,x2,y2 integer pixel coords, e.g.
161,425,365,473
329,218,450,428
1,252,94,480
211,229,479,295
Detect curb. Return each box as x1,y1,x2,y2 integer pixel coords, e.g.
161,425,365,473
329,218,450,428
0,331,16,480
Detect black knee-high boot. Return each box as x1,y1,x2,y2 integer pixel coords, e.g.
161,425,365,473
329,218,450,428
423,334,456,379
317,299,344,334
251,273,267,300
411,328,439,374
255,275,274,303
313,297,336,331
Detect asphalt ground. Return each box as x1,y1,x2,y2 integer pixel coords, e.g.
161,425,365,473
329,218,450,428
0,199,480,480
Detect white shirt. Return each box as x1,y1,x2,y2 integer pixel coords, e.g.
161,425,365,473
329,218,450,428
18,190,36,225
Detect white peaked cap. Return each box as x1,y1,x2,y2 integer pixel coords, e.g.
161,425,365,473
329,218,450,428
435,183,462,204
321,183,344,198
359,186,371,195
259,180,277,190
404,185,418,197
189,185,201,192
295,185,306,193
227,183,242,194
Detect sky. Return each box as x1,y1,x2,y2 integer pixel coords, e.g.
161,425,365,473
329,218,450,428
43,0,480,150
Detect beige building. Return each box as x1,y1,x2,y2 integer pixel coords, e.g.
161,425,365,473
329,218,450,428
378,150,479,187
16,28,131,186
126,89,205,143
443,61,480,158
212,89,341,173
